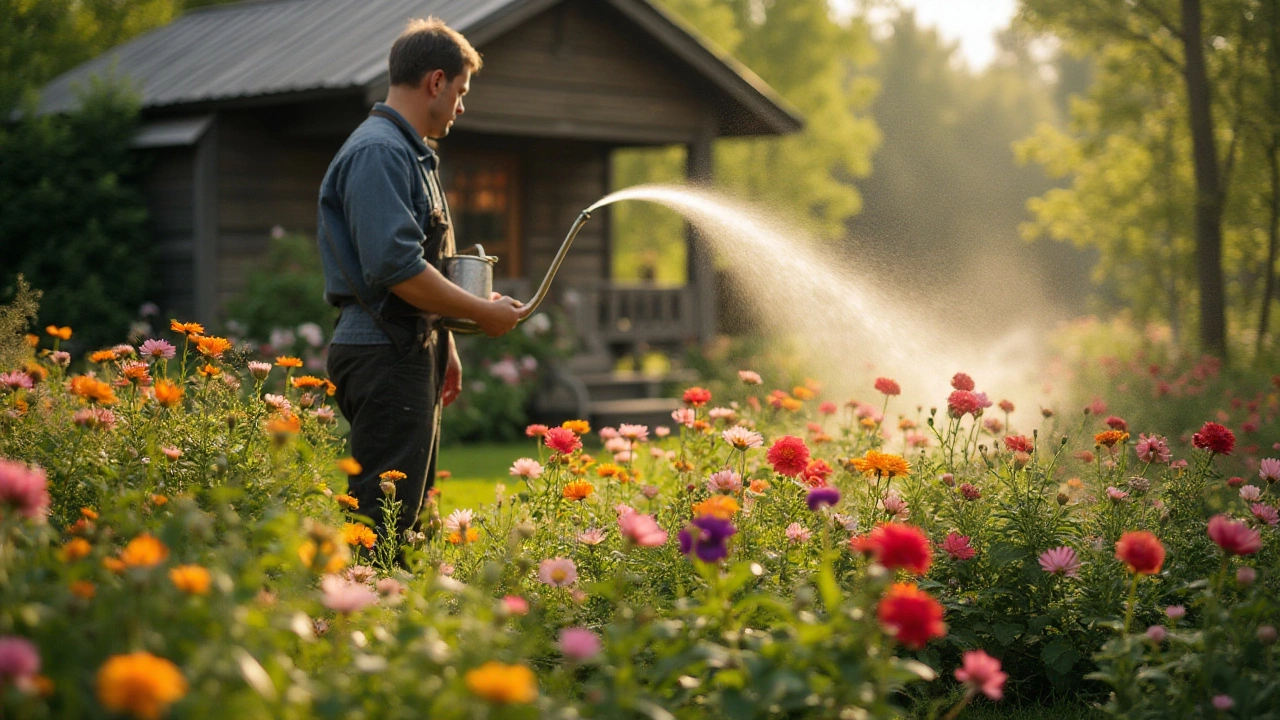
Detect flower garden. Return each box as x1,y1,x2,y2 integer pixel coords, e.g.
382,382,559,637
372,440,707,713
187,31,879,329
1,319,1278,719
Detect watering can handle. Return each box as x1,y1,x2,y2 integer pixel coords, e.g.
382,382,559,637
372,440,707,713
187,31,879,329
442,210,592,335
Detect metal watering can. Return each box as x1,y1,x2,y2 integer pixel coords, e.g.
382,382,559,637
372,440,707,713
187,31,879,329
441,210,593,334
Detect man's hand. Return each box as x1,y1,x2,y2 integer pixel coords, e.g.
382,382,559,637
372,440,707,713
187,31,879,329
476,293,526,337
442,339,462,407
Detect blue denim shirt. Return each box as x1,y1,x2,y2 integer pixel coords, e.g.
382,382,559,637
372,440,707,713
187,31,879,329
317,103,440,345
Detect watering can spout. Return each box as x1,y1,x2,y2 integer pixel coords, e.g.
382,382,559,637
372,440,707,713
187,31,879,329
442,209,593,334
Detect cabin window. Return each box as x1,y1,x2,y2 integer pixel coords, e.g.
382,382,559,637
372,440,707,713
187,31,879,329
441,152,521,278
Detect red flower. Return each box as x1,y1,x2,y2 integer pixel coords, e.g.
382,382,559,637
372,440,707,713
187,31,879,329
801,458,833,487
951,373,975,391
878,583,947,649
682,386,712,407
766,435,810,477
865,522,932,575
941,532,976,561
1003,435,1033,453
545,427,582,455
998,399,1015,413
1105,416,1128,432
1192,421,1235,455
947,390,982,418
1206,514,1261,556
818,401,838,416
874,377,901,396
525,424,549,438
1115,531,1165,574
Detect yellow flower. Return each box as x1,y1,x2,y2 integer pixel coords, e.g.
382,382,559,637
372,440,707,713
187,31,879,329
70,580,96,600
692,495,740,519
465,661,538,704
379,469,407,481
275,356,304,368
97,652,188,720
561,419,591,435
595,463,623,478
338,458,362,475
60,537,92,562
89,349,118,364
169,565,211,595
169,320,204,336
335,494,359,510
153,380,183,408
562,479,595,501
448,527,480,545
850,450,911,479
46,325,72,340
860,417,879,429
342,523,377,549
120,534,169,568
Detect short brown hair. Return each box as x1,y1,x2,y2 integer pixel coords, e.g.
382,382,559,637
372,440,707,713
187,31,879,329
388,17,482,86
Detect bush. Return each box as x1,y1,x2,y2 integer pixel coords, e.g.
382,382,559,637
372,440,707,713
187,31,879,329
223,229,336,360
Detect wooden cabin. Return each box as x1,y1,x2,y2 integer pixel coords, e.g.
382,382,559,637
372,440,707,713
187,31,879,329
38,0,802,423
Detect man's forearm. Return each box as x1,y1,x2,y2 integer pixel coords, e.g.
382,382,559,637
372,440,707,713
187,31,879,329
388,266,490,320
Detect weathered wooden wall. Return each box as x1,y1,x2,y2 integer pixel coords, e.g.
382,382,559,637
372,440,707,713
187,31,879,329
138,146,197,317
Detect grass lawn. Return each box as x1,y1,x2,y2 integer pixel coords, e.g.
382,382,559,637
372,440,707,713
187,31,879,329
962,703,1100,719
435,442,529,514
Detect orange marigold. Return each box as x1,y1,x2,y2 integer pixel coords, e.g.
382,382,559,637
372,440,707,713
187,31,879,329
61,537,92,562
46,325,72,340
338,458,362,475
120,534,169,568
69,375,117,405
153,380,183,407
692,495,740,519
169,565,211,595
96,651,188,720
562,479,595,501
81,507,99,520
265,414,301,435
561,419,591,435
292,375,326,390
70,580,96,600
197,364,221,377
1094,430,1130,448
275,356,304,368
380,469,407,481
342,522,377,549
850,450,911,479
150,494,168,507
24,333,39,347
195,336,232,357
89,349,118,364
335,494,359,510
448,527,480,544
465,661,538,704
595,463,623,478
169,320,204,335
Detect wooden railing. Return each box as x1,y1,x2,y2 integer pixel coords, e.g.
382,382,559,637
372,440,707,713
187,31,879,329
565,281,697,348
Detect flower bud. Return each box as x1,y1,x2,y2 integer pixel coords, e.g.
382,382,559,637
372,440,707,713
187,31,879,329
1145,625,1167,643
516,521,536,538
1258,625,1277,644
380,480,396,496
1056,492,1070,506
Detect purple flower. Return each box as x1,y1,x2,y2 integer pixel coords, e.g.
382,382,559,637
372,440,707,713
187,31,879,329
138,338,176,360
806,487,841,511
678,516,736,563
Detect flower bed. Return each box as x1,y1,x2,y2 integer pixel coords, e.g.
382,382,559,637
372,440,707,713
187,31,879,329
0,323,1277,718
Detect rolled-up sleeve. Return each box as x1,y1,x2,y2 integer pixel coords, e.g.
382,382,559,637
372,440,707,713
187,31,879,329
340,143,429,289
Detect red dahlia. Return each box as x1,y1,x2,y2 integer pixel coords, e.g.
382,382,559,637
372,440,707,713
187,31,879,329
1192,421,1235,455
878,583,947,649
766,435,810,477
682,386,712,407
951,373,975,391
1115,530,1165,575
865,522,932,575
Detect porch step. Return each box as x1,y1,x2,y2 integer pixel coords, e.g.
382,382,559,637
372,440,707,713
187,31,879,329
578,371,667,402
589,397,682,429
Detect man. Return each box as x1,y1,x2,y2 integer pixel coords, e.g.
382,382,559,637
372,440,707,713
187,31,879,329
317,17,524,543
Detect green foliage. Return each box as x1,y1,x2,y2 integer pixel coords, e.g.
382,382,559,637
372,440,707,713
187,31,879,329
0,276,41,373
0,80,155,353
223,230,336,352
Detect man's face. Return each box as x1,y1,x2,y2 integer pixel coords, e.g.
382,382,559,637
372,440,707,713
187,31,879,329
425,69,470,138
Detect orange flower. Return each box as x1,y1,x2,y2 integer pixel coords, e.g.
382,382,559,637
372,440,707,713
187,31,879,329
379,469,407,481
561,419,591,435
1094,430,1129,448
792,386,816,401
292,375,326,390
197,363,221,377
562,479,595,501
89,349,118,364
335,494,359,510
103,557,126,574
169,320,204,335
1115,531,1165,574
465,661,538,704
46,325,72,340
338,458,362,475
275,356,304,368
692,495,740,519
24,333,39,347
322,379,337,396
69,375,117,405
850,450,911,479
122,363,150,382
81,507,99,520
781,398,803,412
70,580,96,599
448,527,480,544
153,380,183,407
748,479,770,494
169,565,212,595
265,414,301,435
120,534,169,568
60,537,92,562
150,494,168,507
298,539,347,573
96,652,188,720
195,336,232,358
342,522,377,549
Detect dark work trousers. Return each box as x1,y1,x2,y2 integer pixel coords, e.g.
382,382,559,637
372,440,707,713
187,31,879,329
327,320,447,539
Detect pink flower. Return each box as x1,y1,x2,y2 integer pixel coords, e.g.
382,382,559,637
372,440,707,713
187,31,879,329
874,377,901,396
538,557,578,586
671,408,696,428
722,426,764,450
941,532,976,561
1251,503,1279,526
1135,434,1172,464
0,459,49,520
881,491,909,519
138,338,176,360
1145,625,1167,643
708,407,736,421
654,426,671,438
785,523,811,544
0,636,40,685
947,390,982,418
525,424,549,438
1165,605,1186,619
545,427,582,455
951,373,975,392
706,469,742,494
618,512,667,547
1106,487,1129,503
1039,547,1080,577
320,574,378,614
375,577,405,599
738,370,762,385
1213,695,1235,711
598,426,619,440
509,458,543,479
444,509,474,535
577,528,607,545
248,361,272,381
558,627,602,661
818,401,838,415
959,483,981,501
954,649,1007,700
1237,566,1257,586
161,445,182,461
641,485,660,499
1259,458,1280,483
618,424,649,441
503,595,530,615
1207,514,1262,556
604,437,630,455
73,407,116,431
0,371,32,391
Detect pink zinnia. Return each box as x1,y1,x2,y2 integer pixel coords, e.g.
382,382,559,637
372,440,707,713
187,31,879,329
706,470,742,494
874,377,901,396
1135,434,1172,464
947,390,982,418
941,532,976,561
598,426,619,440
722,426,764,450
138,338,176,360
509,458,543,479
320,574,378,614
577,528,607,546
951,373,975,391
954,649,1007,701
525,424,549,438
1038,547,1080,577
738,370,762,385
1259,458,1280,483
654,426,671,438
785,523,811,544
618,512,667,547
1207,514,1262,556
671,407,696,428
818,401,838,416
539,557,578,586
618,423,649,442
1251,503,1279,526
0,371,33,391
558,627,602,661
545,427,582,455
503,595,530,615
0,458,50,520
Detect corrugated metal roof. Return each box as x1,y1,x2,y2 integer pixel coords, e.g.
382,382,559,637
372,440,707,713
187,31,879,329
36,0,801,135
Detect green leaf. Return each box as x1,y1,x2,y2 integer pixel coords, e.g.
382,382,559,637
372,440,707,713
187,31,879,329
1041,638,1080,675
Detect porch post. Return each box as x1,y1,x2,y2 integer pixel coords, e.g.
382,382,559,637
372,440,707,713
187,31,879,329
192,115,219,325
685,129,715,344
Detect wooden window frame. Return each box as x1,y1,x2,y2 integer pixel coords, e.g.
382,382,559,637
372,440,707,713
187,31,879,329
442,150,522,279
